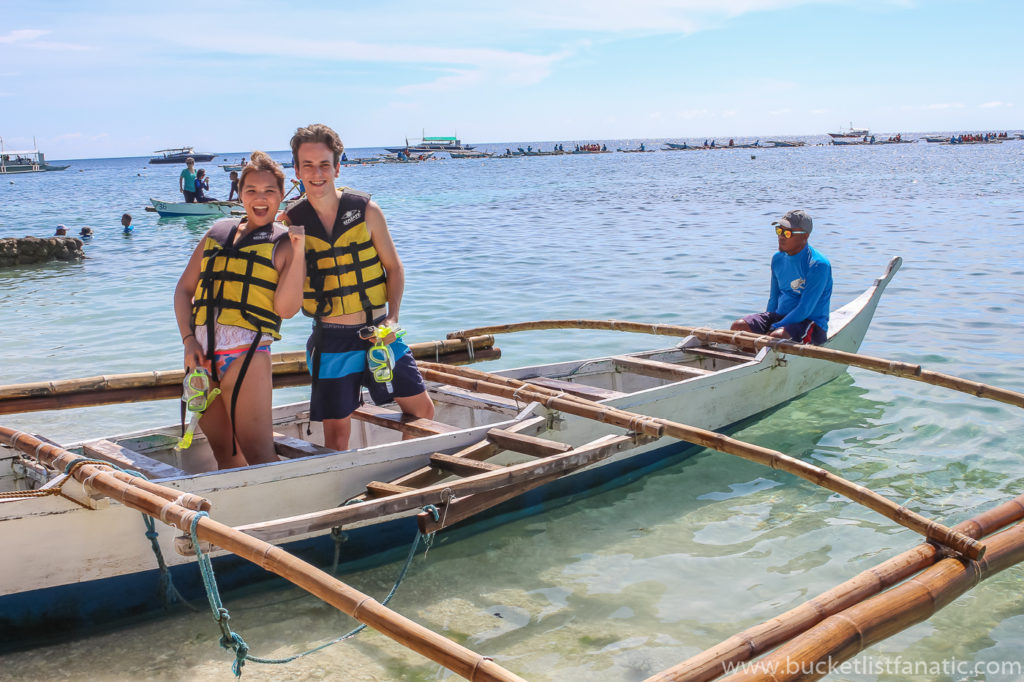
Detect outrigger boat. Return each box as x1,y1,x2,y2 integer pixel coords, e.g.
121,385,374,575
5,256,1024,678
147,198,238,217
148,147,216,164
1,258,902,642
0,145,69,174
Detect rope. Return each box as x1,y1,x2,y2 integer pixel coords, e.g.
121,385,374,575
188,507,435,676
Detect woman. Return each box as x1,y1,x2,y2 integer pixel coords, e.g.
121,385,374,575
179,157,198,203
173,151,305,468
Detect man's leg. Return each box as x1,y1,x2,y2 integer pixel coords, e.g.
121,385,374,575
323,417,353,451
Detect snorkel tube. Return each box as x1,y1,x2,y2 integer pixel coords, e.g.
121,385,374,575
176,367,221,450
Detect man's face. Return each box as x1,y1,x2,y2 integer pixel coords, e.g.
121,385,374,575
776,226,809,255
295,142,339,199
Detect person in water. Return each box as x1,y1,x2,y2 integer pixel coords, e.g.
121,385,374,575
227,170,240,201
280,123,434,451
55,224,68,236
121,213,133,234
730,210,832,345
79,227,93,238
174,150,306,468
180,157,198,203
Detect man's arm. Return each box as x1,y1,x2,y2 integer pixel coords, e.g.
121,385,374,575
366,201,404,328
766,268,780,314
771,262,829,329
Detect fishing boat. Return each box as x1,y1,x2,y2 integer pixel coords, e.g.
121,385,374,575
148,147,216,164
827,123,870,139
0,258,908,648
766,139,807,147
147,198,238,217
0,141,70,174
385,133,474,155
448,149,493,159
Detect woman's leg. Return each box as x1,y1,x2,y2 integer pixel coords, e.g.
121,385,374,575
219,351,278,465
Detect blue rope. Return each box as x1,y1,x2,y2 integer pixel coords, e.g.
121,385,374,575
63,455,194,610
188,507,434,676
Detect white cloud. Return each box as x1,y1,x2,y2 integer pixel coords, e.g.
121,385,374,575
979,101,1012,108
721,109,738,118
0,29,48,43
923,102,964,110
769,108,792,115
0,28,90,51
810,108,828,115
677,108,709,119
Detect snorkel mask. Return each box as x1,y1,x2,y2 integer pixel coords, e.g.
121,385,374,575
176,367,221,450
359,325,406,384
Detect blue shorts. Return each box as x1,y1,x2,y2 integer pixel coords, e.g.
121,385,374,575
306,321,427,421
742,312,827,345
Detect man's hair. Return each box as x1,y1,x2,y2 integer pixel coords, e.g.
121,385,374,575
290,123,344,166
238,150,285,194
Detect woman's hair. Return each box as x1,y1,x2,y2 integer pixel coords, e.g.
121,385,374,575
238,150,285,194
290,123,344,166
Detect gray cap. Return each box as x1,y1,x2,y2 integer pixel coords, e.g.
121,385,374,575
773,209,812,233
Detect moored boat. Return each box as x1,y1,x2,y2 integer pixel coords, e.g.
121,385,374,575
148,198,238,217
149,147,216,164
0,141,70,174
385,133,474,155
448,149,493,159
0,258,905,647
828,123,870,138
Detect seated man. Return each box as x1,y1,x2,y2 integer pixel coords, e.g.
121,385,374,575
731,209,832,345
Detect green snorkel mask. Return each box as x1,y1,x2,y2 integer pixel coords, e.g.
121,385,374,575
360,325,406,384
176,367,221,450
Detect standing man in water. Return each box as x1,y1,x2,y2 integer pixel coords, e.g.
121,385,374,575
281,123,434,450
730,209,832,345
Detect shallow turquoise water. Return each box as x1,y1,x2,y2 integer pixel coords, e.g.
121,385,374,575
1,139,1024,680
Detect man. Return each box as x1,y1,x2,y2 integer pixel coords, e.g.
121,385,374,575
281,123,434,450
730,209,832,345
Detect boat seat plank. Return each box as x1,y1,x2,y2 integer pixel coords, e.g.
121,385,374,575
487,428,573,458
365,481,416,498
351,404,461,437
371,415,549,492
684,346,757,364
427,385,520,415
612,355,713,381
429,453,504,477
273,433,335,459
82,439,187,480
526,376,627,400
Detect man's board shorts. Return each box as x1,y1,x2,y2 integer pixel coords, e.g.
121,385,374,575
306,320,427,421
742,311,827,345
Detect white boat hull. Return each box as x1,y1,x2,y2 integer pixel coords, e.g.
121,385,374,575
0,258,901,644
149,198,237,217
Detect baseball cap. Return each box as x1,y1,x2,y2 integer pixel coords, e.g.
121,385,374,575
773,210,812,233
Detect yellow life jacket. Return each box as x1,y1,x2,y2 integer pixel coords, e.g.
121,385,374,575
191,219,288,340
284,189,388,321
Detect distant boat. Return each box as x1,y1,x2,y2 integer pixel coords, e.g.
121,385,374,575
0,139,69,174
148,198,237,217
828,123,870,139
149,147,216,164
448,150,493,159
385,133,474,155
766,140,807,148
219,162,293,172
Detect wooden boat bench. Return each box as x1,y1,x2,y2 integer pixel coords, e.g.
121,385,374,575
524,376,627,401
273,433,335,459
351,404,462,437
683,345,758,367
82,439,187,480
611,355,712,381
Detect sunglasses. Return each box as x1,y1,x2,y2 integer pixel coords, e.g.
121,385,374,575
775,226,808,238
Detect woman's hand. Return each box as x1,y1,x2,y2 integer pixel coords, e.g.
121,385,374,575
183,335,211,372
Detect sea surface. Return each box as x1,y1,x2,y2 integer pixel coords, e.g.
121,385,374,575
1,137,1023,681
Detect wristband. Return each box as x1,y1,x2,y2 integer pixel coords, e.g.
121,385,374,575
182,333,195,343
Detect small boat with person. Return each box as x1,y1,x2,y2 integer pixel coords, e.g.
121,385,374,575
149,147,216,164
0,138,70,174
147,198,239,217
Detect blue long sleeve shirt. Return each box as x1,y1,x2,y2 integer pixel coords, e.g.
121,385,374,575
766,245,832,332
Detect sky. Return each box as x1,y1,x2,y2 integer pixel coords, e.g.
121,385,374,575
1,0,1020,160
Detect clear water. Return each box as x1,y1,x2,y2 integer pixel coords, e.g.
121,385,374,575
1,139,1023,681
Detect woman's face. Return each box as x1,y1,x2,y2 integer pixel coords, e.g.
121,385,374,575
240,170,283,225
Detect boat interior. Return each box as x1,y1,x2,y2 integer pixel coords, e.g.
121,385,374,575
1,340,762,504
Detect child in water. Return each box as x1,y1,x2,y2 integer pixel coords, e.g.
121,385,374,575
121,213,133,234
173,151,305,469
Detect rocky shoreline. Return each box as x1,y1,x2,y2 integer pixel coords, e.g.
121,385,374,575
0,237,86,267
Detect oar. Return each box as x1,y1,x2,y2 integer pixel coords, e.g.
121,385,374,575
0,426,526,682
0,335,498,416
446,319,1024,410
416,361,985,560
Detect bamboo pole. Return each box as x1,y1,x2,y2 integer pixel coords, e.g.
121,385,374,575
417,362,985,560
0,336,497,416
646,492,1024,682
717,519,1024,682
446,320,1024,410
0,426,525,682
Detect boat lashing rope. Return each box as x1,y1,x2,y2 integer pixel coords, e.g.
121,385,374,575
188,507,437,677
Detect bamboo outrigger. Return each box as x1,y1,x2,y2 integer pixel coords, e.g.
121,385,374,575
4,256,1024,678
